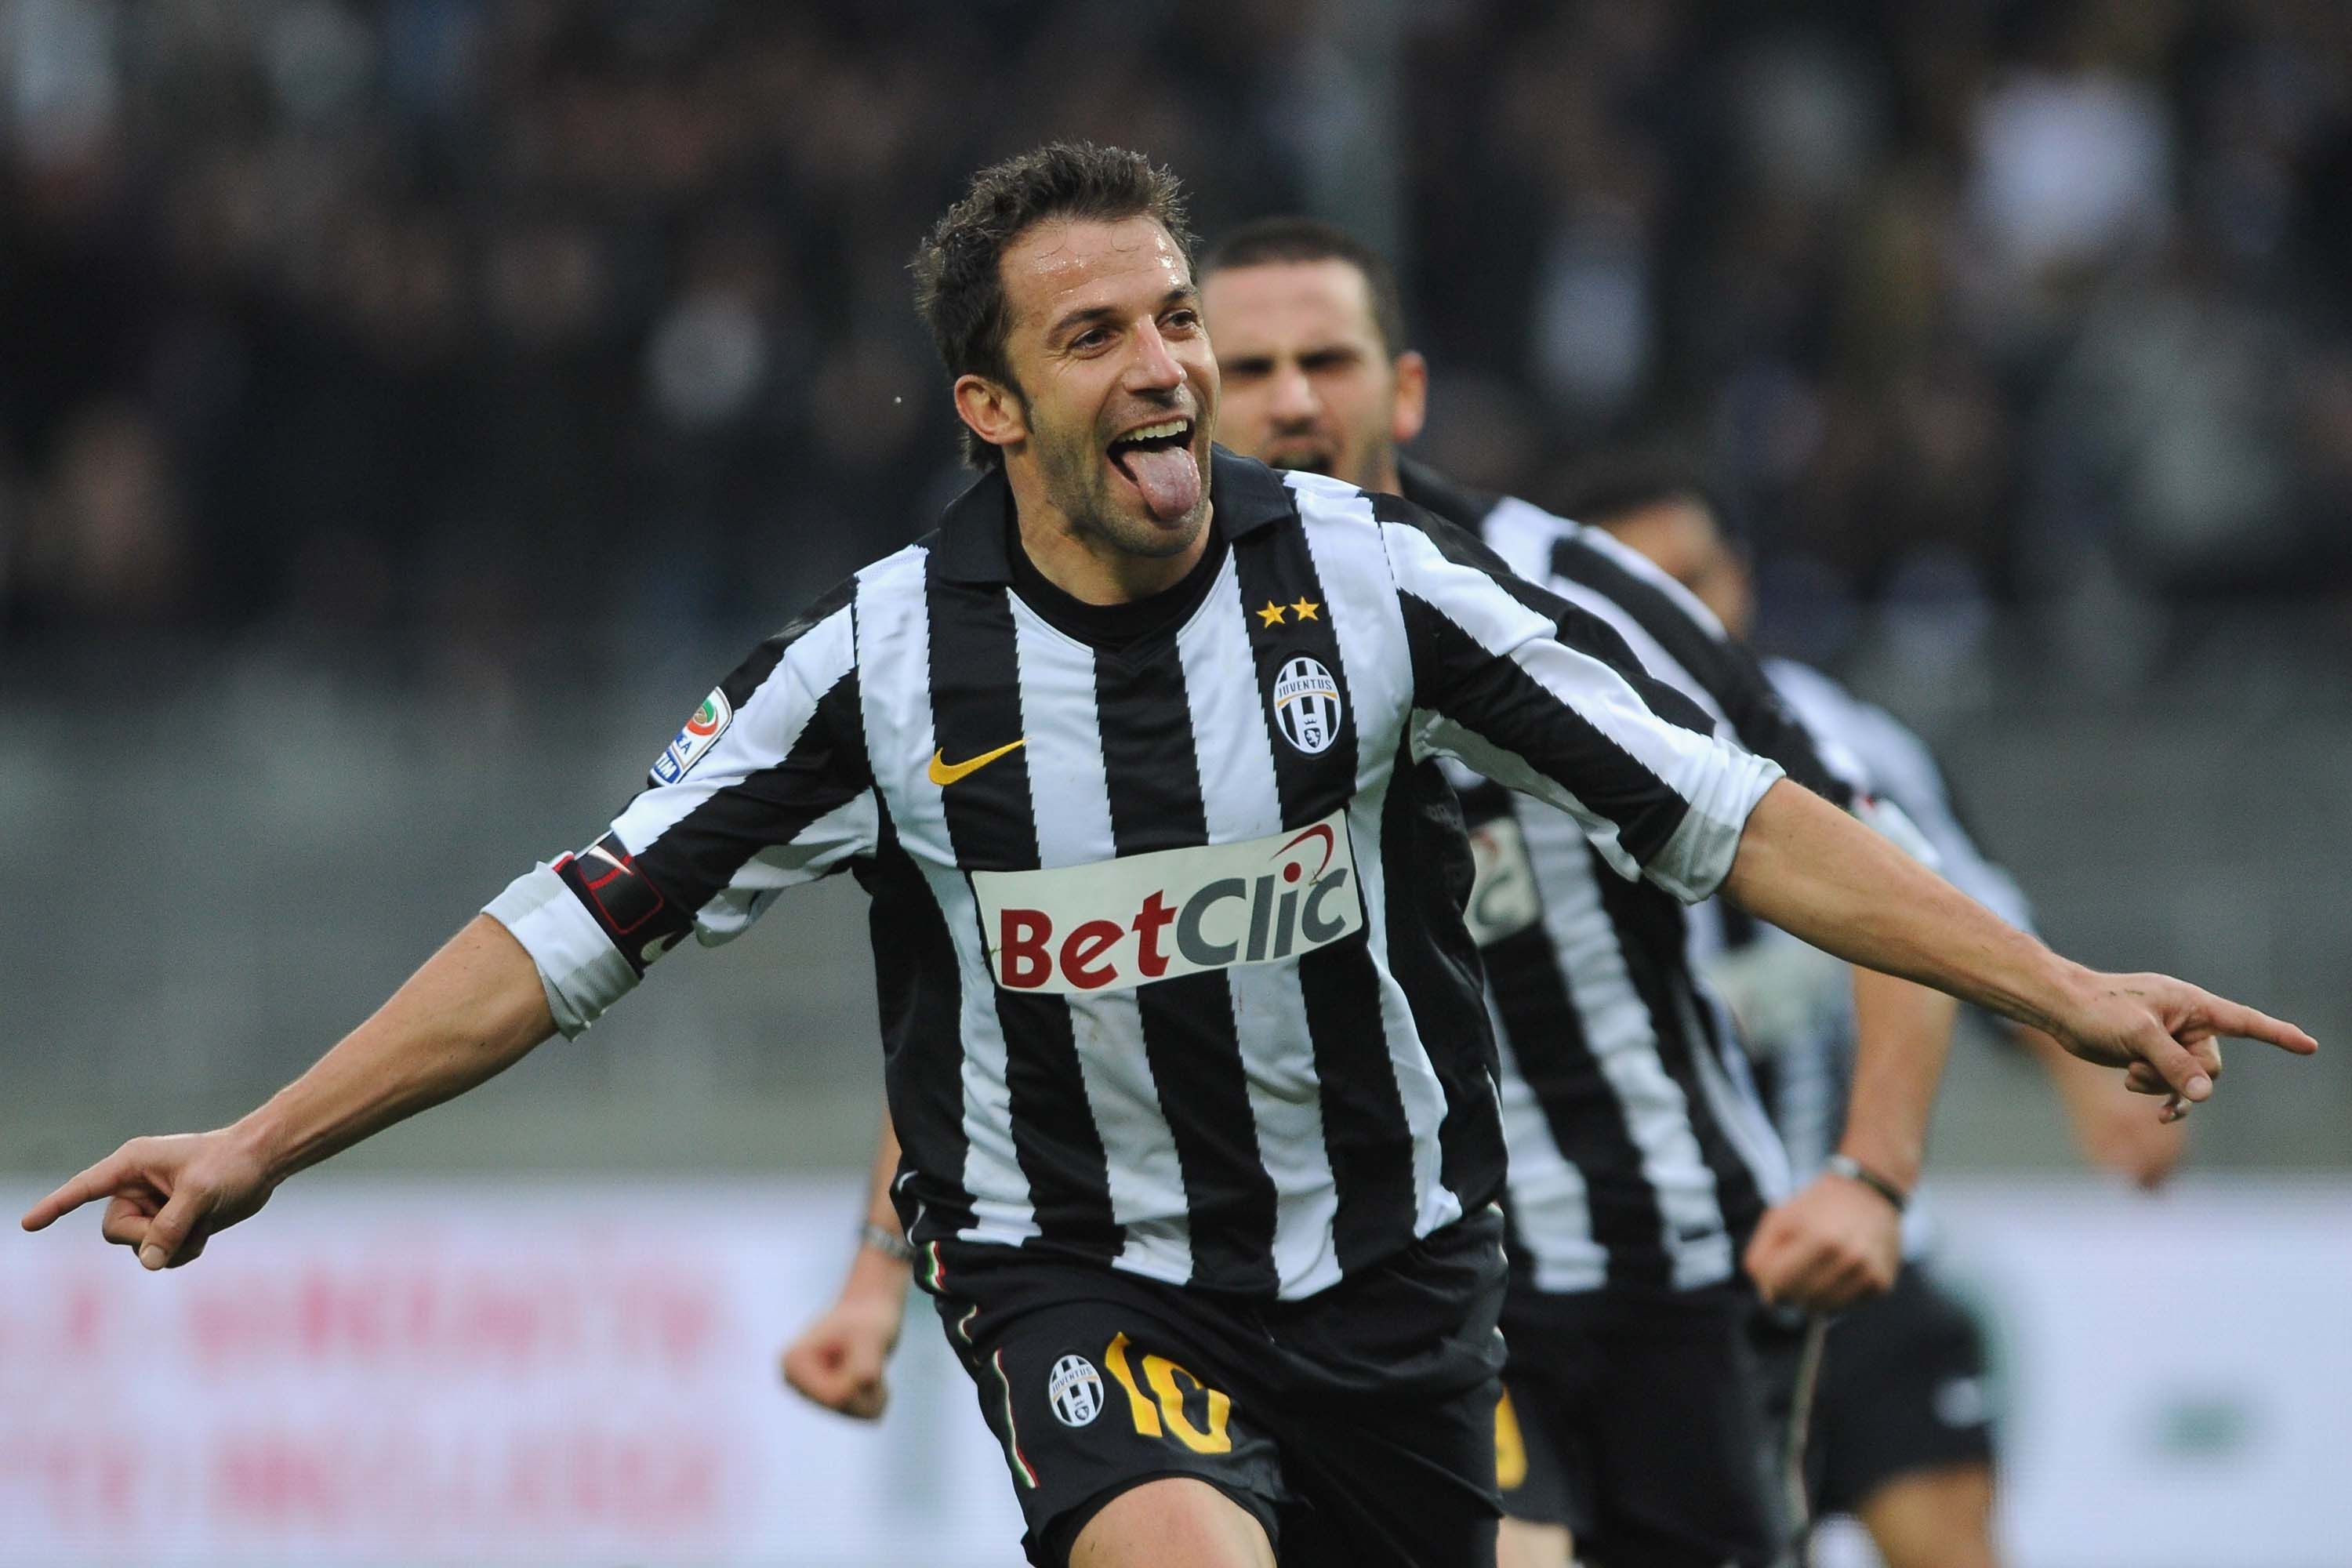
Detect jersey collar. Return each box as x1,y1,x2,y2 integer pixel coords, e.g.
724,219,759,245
934,445,1294,586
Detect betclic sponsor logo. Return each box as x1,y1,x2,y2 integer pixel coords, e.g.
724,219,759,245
970,808,1364,996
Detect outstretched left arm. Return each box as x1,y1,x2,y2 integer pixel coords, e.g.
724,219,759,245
1722,781,2318,1102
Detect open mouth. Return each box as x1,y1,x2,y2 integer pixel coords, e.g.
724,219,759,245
1106,416,1195,466
1105,416,1203,522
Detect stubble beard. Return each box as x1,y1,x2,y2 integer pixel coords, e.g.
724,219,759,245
1035,407,1211,562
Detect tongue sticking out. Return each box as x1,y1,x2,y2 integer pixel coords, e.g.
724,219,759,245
1116,442,1202,523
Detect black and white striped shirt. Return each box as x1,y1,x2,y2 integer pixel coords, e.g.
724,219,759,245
486,448,1780,1301
1698,658,2034,1258
1399,460,1856,1294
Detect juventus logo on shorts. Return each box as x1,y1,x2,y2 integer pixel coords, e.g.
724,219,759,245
1272,655,1343,755
1047,1353,1105,1427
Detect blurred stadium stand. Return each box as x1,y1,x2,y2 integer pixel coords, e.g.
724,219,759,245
5,678,2347,1177
3,0,2347,1174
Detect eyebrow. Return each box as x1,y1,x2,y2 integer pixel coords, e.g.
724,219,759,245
1047,284,1200,346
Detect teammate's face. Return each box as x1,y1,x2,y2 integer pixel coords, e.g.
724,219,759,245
1202,259,1425,492
1602,497,1755,638
959,216,1219,561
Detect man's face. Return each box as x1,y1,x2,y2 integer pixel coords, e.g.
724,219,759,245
1202,258,1423,491
1601,497,1755,638
970,215,1218,559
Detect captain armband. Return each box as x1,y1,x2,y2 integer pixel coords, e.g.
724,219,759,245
552,833,696,977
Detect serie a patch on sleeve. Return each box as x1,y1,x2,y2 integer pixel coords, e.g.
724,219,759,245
652,687,734,784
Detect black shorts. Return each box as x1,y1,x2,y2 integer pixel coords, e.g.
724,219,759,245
1495,1280,1785,1568
1806,1265,1996,1515
921,1209,1509,1568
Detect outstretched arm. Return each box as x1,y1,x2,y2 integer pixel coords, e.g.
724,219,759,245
1387,505,1962,1309
781,1104,913,1420
1722,781,2317,1098
20,915,554,1268
23,586,878,1272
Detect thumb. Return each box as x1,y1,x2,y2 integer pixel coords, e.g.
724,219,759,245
2136,1028,2213,1104
138,1185,209,1271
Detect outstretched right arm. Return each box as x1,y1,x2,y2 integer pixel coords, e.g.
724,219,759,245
24,584,877,1268
20,914,553,1267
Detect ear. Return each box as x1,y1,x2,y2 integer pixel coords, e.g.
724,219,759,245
1390,350,1428,445
953,373,1029,458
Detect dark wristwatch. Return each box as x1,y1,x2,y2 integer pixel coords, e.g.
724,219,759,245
858,1221,918,1263
1825,1152,1910,1214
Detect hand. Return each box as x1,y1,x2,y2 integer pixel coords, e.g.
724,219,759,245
1744,1170,1902,1312
19,1129,278,1269
2048,970,2315,1117
781,1287,906,1420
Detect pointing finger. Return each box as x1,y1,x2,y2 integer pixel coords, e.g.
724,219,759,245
20,1151,136,1233
2198,996,2317,1057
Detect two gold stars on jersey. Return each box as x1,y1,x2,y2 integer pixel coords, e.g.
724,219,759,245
1256,597,1319,629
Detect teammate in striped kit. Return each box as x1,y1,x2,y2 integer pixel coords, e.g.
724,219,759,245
1584,463,2183,1568
1196,216,1959,1568
24,147,2311,1568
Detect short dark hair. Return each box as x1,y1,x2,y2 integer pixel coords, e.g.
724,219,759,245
1544,448,1744,547
1200,216,1409,359
913,142,1196,469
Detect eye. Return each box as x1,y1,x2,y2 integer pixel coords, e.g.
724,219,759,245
1071,326,1112,351
1163,308,1202,333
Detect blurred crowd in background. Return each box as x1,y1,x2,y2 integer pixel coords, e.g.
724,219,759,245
2,0,2348,678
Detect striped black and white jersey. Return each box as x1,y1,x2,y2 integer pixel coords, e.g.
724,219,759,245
1399,459,1857,1295
486,448,1782,1301
1697,658,2034,1258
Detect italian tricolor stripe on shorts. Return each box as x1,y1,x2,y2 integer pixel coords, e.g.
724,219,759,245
991,1348,1039,1488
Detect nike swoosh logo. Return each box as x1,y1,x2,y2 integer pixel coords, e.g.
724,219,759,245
928,738,1026,786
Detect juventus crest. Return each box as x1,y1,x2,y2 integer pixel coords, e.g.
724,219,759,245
1272,655,1344,754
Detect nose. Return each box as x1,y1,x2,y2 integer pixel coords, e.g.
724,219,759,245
1125,318,1185,393
1268,360,1317,423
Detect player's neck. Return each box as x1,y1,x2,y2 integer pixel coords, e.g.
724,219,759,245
1007,485,1211,604
1334,442,1401,497
1018,521,1210,604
